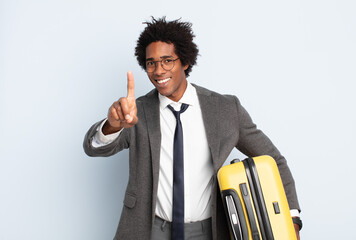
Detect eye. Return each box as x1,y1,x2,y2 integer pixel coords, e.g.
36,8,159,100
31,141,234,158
164,59,173,63
146,61,154,67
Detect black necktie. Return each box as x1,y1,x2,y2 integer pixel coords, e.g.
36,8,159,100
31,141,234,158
167,103,189,240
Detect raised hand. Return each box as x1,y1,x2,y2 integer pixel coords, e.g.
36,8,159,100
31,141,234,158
103,71,138,135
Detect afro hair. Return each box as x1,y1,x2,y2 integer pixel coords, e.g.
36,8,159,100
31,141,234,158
135,17,199,77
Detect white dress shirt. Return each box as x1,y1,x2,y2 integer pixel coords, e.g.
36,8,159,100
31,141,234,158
155,83,213,222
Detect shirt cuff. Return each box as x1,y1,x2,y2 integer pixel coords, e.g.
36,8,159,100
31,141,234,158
290,209,300,218
91,119,122,148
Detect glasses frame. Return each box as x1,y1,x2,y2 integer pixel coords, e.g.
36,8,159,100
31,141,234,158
145,57,180,73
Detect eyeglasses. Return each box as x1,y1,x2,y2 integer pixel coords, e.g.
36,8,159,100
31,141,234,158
145,58,180,73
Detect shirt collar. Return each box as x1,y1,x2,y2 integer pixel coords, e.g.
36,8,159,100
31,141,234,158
158,82,197,110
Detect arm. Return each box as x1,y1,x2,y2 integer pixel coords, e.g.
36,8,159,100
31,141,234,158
234,97,301,237
235,96,300,210
83,118,129,157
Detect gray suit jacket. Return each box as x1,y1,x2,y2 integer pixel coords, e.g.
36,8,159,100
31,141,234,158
83,84,300,240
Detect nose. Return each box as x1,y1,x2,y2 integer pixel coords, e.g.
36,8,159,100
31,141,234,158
154,62,166,75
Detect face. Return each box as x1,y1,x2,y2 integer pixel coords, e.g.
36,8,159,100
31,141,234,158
145,41,188,102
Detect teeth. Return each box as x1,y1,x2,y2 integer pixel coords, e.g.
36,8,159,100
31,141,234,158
157,78,170,84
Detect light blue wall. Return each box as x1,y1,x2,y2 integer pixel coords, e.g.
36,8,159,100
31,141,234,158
1,0,355,239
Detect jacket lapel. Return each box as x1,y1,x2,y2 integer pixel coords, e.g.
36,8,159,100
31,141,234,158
142,89,161,191
194,85,222,172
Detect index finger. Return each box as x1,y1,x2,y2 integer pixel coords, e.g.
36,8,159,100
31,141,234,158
127,71,135,98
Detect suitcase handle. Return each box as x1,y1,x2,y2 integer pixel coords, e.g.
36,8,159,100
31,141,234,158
225,195,243,240
221,189,248,240
240,183,261,240
244,158,274,240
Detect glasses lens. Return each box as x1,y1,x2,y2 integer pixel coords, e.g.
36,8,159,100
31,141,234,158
162,59,174,71
146,61,155,72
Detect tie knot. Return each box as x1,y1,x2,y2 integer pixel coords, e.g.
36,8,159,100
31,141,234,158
168,103,189,119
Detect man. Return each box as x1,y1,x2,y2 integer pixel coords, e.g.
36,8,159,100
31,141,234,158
83,17,302,240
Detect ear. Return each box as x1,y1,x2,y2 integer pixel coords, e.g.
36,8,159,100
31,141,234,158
184,64,189,70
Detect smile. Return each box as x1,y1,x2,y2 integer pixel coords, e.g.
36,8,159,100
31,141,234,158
156,77,171,84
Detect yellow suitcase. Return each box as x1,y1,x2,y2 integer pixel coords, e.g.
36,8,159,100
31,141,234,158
217,156,296,240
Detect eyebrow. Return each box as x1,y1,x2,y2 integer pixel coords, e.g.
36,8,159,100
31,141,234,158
146,55,174,61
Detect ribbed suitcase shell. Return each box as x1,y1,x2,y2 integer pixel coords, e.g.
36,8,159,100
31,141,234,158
217,155,296,240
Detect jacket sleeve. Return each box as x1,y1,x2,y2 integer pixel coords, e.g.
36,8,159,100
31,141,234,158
235,96,301,211
83,119,130,157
